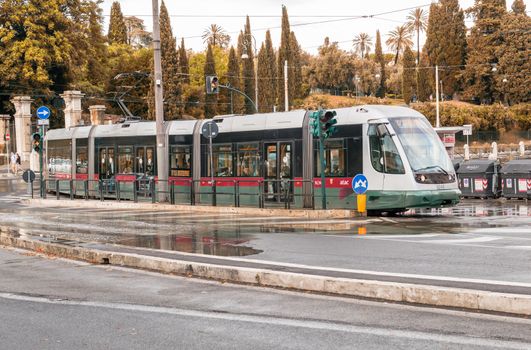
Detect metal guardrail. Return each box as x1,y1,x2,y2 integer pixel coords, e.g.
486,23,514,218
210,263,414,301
43,178,324,210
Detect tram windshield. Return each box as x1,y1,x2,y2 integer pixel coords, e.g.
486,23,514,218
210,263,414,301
389,117,453,174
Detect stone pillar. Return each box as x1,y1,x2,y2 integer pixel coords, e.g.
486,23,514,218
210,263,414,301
11,96,33,162
89,105,106,126
60,90,85,128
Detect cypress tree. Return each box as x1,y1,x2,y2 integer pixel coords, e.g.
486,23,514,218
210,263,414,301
85,2,108,94
241,16,256,114
179,38,190,84
225,46,244,114
417,51,432,102
108,1,127,44
257,30,277,113
402,47,416,104
159,1,180,119
204,44,217,118
425,0,467,98
374,30,386,98
289,31,303,101
277,5,291,110
463,0,507,103
496,5,530,104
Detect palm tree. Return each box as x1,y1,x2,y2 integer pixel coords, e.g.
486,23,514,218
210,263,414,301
352,33,373,59
202,24,230,48
386,25,413,65
406,8,428,65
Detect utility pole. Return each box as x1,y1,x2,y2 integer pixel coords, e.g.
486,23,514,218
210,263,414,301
284,60,288,112
152,0,167,201
435,65,440,128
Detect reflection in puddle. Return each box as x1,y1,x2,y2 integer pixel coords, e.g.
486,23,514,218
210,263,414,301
118,232,262,257
407,201,530,217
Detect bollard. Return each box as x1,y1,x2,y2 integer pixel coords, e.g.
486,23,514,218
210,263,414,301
170,182,175,205
84,180,88,200
116,180,121,201
69,180,74,200
56,180,60,200
259,181,265,209
190,181,195,205
212,182,217,207
150,179,156,204
133,179,138,202
357,194,367,215
99,180,104,201
234,181,239,207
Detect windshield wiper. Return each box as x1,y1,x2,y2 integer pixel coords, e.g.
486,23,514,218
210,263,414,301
414,165,449,176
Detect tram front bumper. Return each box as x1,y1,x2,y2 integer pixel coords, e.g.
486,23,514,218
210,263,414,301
367,189,461,210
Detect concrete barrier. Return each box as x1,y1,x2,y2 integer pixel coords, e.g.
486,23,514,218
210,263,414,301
26,198,365,219
1,233,530,316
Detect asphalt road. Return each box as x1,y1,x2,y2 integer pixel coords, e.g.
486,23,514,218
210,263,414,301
1,248,531,350
0,178,529,288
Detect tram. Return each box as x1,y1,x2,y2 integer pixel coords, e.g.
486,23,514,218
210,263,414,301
45,105,460,213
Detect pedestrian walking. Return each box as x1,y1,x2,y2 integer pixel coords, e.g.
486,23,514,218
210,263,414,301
15,152,21,174
10,152,16,174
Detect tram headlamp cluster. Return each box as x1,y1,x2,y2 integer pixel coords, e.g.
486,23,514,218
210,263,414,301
415,173,456,184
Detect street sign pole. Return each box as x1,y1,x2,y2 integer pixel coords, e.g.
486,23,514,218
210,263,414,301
317,111,327,210
209,123,214,189
39,124,44,198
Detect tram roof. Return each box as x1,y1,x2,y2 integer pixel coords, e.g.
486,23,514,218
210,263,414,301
333,105,426,125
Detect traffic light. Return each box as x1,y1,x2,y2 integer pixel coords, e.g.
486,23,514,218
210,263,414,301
32,133,41,152
309,111,321,137
320,110,338,139
206,75,219,94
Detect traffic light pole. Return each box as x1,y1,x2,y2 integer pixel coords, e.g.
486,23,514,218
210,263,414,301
219,84,257,113
39,125,44,198
318,128,327,210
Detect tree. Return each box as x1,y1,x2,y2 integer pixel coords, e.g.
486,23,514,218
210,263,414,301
496,5,530,104
257,31,277,113
108,1,127,44
402,47,416,104
424,0,467,98
417,51,432,102
202,24,230,48
406,8,428,65
179,38,190,84
148,1,180,120
511,0,526,14
307,38,354,92
222,46,243,114
124,16,152,48
241,16,256,114
289,31,303,101
277,5,291,110
374,30,386,97
386,25,413,64
203,44,217,118
463,0,507,103
352,33,373,59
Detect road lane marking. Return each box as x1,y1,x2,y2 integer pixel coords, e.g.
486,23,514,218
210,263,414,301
0,292,529,349
430,236,503,244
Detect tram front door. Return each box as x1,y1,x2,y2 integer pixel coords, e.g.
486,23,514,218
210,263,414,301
264,142,293,202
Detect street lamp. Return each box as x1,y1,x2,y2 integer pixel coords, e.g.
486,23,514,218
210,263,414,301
241,33,258,113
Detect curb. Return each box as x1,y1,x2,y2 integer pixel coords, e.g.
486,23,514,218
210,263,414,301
26,198,366,220
1,234,530,316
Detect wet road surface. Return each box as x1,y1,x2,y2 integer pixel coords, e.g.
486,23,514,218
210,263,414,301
1,178,530,285
2,248,531,350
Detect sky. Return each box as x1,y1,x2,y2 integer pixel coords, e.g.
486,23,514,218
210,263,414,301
100,0,529,55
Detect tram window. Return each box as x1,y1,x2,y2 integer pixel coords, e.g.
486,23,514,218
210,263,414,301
314,139,345,177
108,148,115,176
136,148,145,174
208,144,233,177
237,143,260,177
170,146,191,177
76,146,88,174
368,124,405,174
118,146,134,174
48,140,72,176
99,148,107,176
146,147,154,176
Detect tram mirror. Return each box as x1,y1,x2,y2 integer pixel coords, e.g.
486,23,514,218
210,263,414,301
376,124,389,138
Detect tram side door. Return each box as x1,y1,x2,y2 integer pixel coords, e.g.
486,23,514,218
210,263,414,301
264,142,293,202
98,147,115,180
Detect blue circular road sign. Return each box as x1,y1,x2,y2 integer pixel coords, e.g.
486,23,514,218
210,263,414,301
36,106,51,120
352,174,369,194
